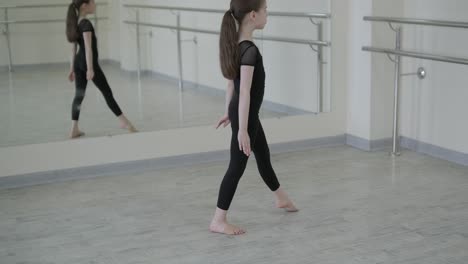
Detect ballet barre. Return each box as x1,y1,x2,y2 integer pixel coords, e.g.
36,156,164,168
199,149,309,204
362,16,468,156
123,4,331,113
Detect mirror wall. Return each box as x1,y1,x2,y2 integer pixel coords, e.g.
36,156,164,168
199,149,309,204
0,0,332,147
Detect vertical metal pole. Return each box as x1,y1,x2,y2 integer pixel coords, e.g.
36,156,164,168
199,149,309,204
136,10,141,86
8,70,14,103
136,9,143,118
135,9,144,118
391,27,402,156
176,13,184,126
94,8,99,56
4,8,13,72
94,7,98,34
8,71,15,135
176,13,184,91
317,21,324,113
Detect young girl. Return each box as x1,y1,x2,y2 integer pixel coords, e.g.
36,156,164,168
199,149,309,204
66,0,137,138
210,0,298,236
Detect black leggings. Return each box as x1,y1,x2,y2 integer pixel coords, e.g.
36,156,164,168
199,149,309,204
72,66,123,121
217,116,281,210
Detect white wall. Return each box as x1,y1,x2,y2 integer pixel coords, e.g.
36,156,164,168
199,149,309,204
345,0,372,140
119,0,332,112
368,0,468,153
345,0,406,143
107,1,121,62
0,0,110,67
401,0,468,154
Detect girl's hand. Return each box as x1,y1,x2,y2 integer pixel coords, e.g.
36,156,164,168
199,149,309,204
86,69,94,81
238,130,251,156
68,71,75,82
215,114,230,129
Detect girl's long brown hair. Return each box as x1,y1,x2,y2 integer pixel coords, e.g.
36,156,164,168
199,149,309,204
66,0,90,42
219,0,265,79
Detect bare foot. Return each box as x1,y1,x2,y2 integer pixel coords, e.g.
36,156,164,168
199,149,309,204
120,123,138,133
127,125,138,133
210,221,246,235
276,200,299,212
69,131,85,139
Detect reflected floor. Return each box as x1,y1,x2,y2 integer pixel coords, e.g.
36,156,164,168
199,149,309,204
0,64,287,147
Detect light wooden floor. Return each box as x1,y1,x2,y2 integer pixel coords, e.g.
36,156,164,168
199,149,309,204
1,146,468,263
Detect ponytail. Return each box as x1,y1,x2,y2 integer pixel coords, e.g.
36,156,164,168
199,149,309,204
66,2,79,42
219,10,239,80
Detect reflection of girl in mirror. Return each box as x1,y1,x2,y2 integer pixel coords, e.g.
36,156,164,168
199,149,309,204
210,0,298,236
66,0,137,139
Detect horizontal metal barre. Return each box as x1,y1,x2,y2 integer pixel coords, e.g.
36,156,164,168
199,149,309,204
0,17,108,25
364,16,468,29
124,20,330,47
123,4,330,19
362,46,468,65
259,35,328,46
0,3,107,9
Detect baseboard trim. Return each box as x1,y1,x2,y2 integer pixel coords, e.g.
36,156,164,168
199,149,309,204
345,134,372,151
345,134,468,167
401,136,468,167
2,133,466,189
345,134,391,151
0,135,345,190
